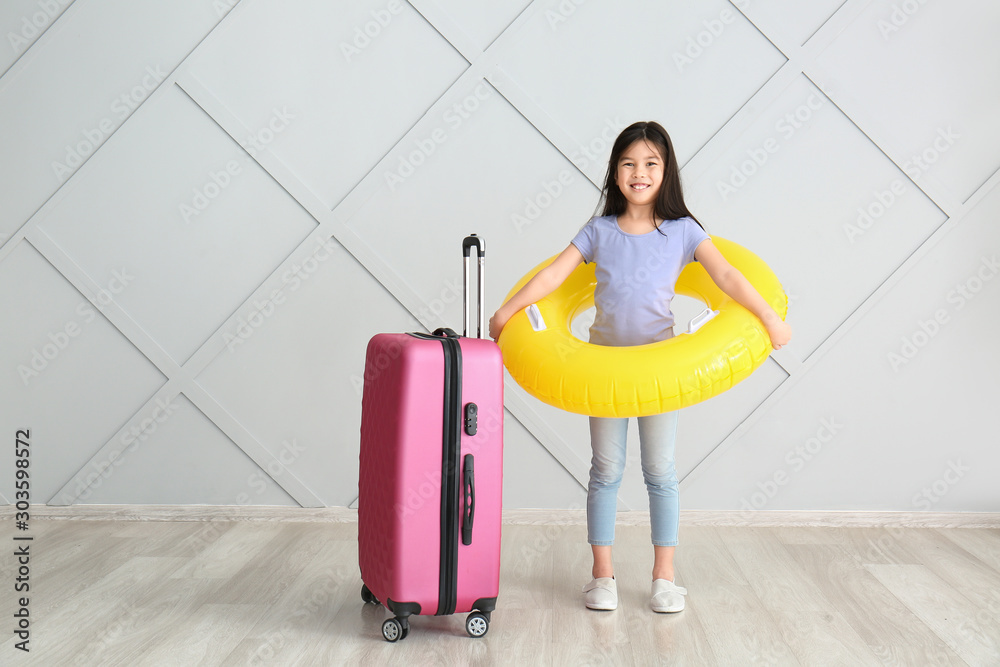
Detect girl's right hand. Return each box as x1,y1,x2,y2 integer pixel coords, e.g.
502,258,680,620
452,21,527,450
489,309,509,341
488,243,584,342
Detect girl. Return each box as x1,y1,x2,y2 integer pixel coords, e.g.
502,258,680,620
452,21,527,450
489,121,791,613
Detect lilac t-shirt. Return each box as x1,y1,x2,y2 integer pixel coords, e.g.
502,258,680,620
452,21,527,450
570,215,710,347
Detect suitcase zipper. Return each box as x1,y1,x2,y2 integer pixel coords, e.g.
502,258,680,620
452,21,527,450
408,330,462,615
438,335,462,616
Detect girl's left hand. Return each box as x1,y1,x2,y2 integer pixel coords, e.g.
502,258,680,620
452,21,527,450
766,319,792,350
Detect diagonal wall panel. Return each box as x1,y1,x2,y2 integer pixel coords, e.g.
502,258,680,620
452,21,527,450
0,0,76,76
738,0,847,48
687,74,948,358
0,241,165,503
183,0,469,210
0,0,997,513
195,235,425,507
684,182,1000,511
421,0,530,53
492,0,787,165
76,394,301,506
809,0,1000,205
0,0,236,243
35,84,318,364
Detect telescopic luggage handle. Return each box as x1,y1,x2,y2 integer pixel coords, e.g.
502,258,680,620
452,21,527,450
462,234,486,339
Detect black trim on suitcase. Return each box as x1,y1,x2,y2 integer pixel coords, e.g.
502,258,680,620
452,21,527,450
409,330,464,617
386,598,421,618
472,596,497,613
437,335,462,616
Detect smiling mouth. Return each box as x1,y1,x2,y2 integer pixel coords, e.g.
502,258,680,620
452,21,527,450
630,183,650,191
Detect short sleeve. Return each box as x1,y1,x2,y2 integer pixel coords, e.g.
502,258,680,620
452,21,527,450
683,218,710,264
570,218,597,264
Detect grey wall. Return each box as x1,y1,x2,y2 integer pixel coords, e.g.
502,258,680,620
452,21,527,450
1,0,997,512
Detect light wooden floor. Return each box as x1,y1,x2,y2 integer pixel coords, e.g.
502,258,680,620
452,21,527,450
2,517,999,666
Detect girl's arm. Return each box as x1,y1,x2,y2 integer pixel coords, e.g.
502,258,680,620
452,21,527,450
693,239,792,350
489,243,585,340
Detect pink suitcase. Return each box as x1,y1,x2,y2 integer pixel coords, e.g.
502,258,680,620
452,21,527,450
358,235,504,641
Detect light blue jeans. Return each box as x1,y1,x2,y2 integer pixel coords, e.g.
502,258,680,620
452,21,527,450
587,412,679,547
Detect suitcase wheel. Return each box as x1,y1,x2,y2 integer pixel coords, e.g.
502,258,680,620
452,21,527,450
466,611,489,638
382,617,409,642
361,584,377,605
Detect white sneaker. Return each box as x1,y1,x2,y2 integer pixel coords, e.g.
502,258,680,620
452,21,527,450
650,579,687,613
582,577,618,610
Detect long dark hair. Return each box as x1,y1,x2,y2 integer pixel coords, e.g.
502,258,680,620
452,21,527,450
597,121,703,231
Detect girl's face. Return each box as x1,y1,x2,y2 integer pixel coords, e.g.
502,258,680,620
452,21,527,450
615,139,665,211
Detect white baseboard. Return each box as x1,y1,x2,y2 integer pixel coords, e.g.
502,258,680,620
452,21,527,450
4,504,357,523
5,505,998,528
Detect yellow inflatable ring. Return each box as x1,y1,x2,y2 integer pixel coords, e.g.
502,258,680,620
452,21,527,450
497,236,787,417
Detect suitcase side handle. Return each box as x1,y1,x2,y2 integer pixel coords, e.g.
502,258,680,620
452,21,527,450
462,453,475,546
463,234,486,338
